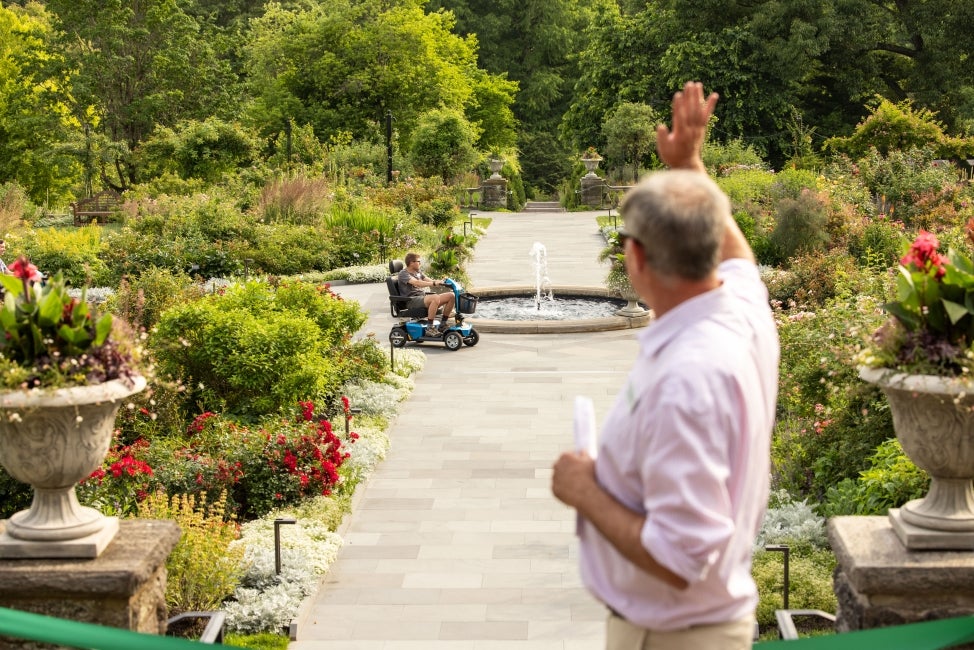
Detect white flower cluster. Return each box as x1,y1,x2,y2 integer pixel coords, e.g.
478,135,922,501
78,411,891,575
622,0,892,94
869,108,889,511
341,379,405,418
345,423,390,475
224,520,344,634
340,264,389,284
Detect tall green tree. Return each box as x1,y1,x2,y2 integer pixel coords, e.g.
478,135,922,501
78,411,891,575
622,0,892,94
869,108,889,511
40,0,238,190
602,102,658,182
243,0,515,153
0,3,79,204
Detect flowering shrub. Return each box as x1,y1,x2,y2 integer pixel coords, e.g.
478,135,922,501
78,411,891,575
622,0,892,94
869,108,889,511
862,226,974,374
78,438,155,516
234,401,353,519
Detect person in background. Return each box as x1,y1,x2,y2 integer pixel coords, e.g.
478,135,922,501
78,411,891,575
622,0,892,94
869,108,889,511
0,240,8,274
397,252,455,337
551,82,780,650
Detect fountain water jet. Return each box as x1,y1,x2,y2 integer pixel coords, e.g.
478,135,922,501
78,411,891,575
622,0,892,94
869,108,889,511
530,242,553,310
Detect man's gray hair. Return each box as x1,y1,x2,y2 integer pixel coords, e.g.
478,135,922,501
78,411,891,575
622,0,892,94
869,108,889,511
620,170,730,281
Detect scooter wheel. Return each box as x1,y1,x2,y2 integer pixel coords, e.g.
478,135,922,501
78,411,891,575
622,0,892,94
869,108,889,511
463,329,480,347
389,326,408,348
443,330,463,351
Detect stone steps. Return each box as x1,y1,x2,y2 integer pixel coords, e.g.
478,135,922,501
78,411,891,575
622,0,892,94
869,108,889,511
522,200,565,213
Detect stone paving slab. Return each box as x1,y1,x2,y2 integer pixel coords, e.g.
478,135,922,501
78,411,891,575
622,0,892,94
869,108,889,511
292,211,633,649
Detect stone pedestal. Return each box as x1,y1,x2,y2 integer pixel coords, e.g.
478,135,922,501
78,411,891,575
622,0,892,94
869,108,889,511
0,519,180,649
580,175,604,207
829,515,974,647
482,177,508,209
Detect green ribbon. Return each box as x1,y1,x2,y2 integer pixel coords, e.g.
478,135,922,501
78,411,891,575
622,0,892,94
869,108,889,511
753,616,974,649
0,606,208,649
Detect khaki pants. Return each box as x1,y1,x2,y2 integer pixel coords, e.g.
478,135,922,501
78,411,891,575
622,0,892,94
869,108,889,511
606,612,754,650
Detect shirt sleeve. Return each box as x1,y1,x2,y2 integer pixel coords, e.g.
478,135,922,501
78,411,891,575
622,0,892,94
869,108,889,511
637,370,737,584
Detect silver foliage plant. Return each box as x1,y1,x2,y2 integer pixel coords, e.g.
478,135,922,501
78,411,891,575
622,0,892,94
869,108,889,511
755,489,828,550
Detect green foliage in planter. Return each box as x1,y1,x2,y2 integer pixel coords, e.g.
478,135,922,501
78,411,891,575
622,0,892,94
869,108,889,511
138,490,244,613
20,225,111,286
151,280,365,418
772,291,894,502
753,548,837,627
820,439,930,517
105,267,205,332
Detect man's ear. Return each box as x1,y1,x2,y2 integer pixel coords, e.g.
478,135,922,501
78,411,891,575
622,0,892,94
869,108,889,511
625,237,648,274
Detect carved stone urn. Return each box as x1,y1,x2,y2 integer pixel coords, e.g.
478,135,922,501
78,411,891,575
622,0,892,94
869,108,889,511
488,158,504,179
581,155,602,177
0,376,146,558
615,285,647,318
859,366,974,549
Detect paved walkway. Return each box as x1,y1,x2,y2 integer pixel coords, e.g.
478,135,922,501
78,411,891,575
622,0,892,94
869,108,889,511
292,210,640,649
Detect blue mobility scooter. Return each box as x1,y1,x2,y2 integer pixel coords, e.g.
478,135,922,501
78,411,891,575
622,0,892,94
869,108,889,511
386,260,480,351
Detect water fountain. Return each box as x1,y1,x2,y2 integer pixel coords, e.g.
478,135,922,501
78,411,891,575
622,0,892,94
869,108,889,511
467,242,652,333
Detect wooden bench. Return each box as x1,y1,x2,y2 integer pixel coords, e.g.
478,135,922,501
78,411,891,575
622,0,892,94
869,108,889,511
71,190,122,226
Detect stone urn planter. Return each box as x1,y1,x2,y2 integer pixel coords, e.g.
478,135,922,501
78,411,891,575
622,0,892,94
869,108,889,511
614,285,647,318
859,366,974,549
488,158,504,179
581,156,602,177
0,376,146,558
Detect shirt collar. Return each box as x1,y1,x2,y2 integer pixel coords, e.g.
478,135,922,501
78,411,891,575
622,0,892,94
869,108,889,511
637,282,731,359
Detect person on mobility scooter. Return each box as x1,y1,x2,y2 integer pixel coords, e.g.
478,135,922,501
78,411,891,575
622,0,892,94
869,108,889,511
397,252,455,337
387,255,480,351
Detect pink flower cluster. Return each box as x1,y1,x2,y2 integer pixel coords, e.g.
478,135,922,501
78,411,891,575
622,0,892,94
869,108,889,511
900,230,947,280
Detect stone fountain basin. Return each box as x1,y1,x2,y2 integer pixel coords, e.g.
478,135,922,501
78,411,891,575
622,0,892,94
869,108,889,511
466,285,652,334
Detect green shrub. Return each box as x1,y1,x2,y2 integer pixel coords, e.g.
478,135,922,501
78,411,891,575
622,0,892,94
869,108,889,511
771,168,821,200
820,439,929,517
138,491,244,613
703,138,766,174
245,223,331,275
409,109,478,182
766,249,862,308
846,216,906,271
854,147,961,226
771,190,830,260
150,280,365,418
415,198,460,227
753,548,837,627
22,225,110,286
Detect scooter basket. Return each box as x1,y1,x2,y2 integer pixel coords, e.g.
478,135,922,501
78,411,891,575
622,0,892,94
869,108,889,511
458,293,479,314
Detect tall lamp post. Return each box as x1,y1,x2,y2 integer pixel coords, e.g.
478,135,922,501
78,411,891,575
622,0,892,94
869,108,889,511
386,111,395,185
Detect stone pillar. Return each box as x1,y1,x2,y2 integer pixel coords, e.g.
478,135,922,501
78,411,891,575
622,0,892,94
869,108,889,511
482,177,508,209
580,175,604,207
829,516,974,647
0,519,180,648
